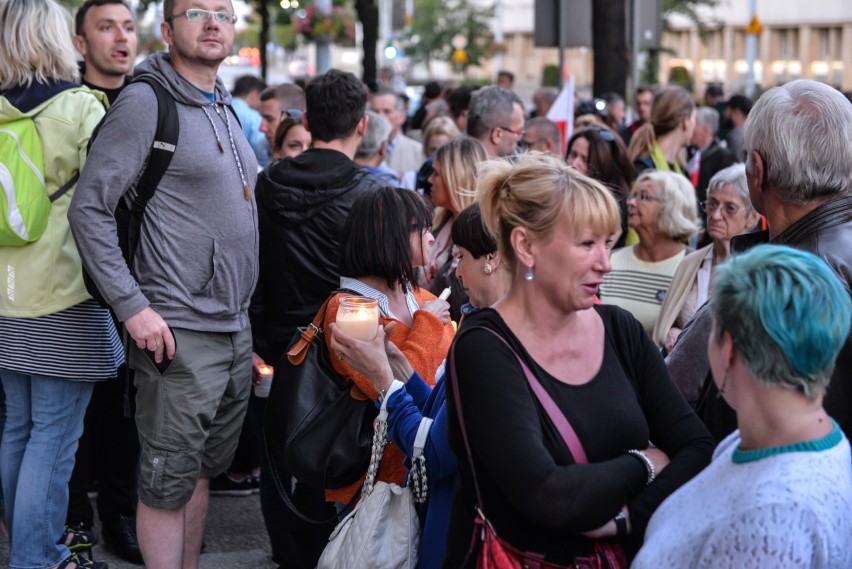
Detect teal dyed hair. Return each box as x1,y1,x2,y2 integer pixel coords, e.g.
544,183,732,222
711,245,852,399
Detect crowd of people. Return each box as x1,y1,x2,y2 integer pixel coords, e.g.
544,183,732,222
2,0,852,568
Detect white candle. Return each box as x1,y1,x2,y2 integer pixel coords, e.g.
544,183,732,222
336,308,379,341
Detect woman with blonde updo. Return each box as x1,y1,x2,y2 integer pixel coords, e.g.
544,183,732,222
445,153,713,567
628,86,696,177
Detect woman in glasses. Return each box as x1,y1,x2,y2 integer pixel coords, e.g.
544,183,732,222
598,170,700,333
653,164,758,355
628,86,696,178
566,125,635,247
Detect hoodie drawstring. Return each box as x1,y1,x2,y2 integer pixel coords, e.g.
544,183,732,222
202,104,252,200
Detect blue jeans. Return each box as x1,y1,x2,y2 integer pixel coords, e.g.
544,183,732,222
0,369,93,569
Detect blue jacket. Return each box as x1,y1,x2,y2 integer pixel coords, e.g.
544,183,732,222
381,371,455,569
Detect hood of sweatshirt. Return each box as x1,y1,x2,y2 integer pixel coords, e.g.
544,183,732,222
257,148,384,227
133,51,232,107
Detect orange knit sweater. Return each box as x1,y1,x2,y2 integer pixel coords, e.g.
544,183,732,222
322,288,455,504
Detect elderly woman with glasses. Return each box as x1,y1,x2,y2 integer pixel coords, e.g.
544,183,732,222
634,245,852,568
598,170,700,333
653,164,758,353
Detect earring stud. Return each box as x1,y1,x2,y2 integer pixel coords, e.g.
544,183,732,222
484,263,493,275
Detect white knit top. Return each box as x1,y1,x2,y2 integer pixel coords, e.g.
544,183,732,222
633,423,852,569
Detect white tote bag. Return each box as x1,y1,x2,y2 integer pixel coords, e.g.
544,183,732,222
318,381,433,569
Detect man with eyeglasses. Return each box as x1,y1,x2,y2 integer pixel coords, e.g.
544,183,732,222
466,85,525,158
69,1,258,566
521,116,562,156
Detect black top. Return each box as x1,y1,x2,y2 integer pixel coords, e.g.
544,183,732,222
444,305,713,566
250,148,385,365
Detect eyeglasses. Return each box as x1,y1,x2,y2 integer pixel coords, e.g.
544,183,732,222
628,191,661,203
497,126,525,138
702,199,743,217
168,8,238,25
281,108,304,121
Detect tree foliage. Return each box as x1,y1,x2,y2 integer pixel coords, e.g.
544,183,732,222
402,0,493,70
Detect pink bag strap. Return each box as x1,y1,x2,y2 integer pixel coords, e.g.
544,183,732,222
477,327,588,464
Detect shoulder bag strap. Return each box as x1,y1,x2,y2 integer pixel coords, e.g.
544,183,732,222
286,287,362,365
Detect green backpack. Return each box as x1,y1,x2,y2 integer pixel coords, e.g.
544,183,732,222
0,90,83,247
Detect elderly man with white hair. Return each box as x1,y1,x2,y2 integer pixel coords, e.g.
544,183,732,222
355,110,400,184
667,79,852,440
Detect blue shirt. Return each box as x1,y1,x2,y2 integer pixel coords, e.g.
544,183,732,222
231,97,270,167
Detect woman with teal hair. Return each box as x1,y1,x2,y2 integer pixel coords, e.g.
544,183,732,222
634,245,852,568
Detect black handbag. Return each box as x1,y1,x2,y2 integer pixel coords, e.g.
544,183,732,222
264,292,379,494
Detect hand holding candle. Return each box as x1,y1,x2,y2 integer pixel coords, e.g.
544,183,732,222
254,364,274,398
335,297,380,341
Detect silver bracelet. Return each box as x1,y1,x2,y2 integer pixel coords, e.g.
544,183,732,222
628,449,656,485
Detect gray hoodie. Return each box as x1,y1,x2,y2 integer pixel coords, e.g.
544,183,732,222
69,53,259,332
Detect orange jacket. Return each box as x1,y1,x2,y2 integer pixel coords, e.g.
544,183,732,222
323,287,455,504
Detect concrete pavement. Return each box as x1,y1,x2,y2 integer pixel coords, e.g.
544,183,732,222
0,493,278,568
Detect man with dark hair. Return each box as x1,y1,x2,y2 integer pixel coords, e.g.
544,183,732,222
251,68,385,569
703,84,724,107
620,84,653,145
73,0,136,104
410,79,442,131
496,70,515,89
69,0,258,565
69,0,143,562
259,83,306,149
467,85,525,158
231,74,268,166
723,94,752,161
445,85,477,132
370,88,422,178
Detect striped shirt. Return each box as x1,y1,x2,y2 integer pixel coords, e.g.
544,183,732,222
0,299,124,381
599,246,686,333
339,277,420,320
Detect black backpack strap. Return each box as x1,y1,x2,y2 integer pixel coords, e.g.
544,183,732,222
49,172,79,202
124,75,179,266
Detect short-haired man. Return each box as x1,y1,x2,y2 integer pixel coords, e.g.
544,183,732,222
231,74,269,166
355,110,399,184
723,94,752,161
690,106,737,205
370,89,422,178
70,0,143,562
69,1,259,566
529,86,557,118
258,82,306,148
73,0,137,104
251,69,385,568
621,85,653,145
445,85,477,132
466,85,525,158
667,80,852,445
522,116,562,156
496,70,515,90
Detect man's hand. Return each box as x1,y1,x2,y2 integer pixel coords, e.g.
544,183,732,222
125,307,175,364
419,299,451,324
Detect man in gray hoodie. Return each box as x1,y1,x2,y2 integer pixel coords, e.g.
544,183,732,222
69,0,258,566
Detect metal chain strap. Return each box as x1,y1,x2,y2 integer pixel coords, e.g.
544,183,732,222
409,454,428,504
362,416,388,496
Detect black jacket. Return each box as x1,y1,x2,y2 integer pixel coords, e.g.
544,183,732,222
250,148,385,365
674,194,852,442
695,140,738,203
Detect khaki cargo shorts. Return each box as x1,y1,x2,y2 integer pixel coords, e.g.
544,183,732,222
128,326,252,510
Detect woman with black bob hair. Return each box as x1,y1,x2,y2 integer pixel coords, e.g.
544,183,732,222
320,187,456,507
329,202,513,568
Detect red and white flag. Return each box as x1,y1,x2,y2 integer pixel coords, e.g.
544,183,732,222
546,75,575,149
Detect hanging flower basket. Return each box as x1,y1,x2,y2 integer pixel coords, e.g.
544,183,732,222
293,4,356,46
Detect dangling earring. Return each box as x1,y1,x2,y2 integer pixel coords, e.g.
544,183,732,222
484,263,493,275
524,265,534,281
